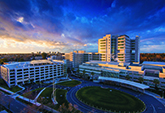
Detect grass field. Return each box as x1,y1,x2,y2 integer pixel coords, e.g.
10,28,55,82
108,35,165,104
38,88,81,112
37,88,69,110
76,86,145,112
56,80,81,87
22,88,44,100
0,79,22,92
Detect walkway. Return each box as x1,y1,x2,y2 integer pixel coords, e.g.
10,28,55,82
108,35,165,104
0,86,59,113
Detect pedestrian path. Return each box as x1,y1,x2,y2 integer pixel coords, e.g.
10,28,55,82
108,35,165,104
0,86,14,94
34,87,46,101
0,86,59,113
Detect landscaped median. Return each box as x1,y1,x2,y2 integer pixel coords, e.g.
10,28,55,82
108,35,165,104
76,86,146,113
56,80,81,87
22,87,44,100
37,88,81,112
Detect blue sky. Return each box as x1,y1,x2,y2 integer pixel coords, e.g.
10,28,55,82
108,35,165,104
0,0,165,53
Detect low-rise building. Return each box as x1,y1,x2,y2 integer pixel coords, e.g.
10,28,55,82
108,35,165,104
0,60,64,87
79,61,165,89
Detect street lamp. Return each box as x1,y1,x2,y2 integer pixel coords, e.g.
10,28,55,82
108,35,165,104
52,76,58,104
162,90,164,99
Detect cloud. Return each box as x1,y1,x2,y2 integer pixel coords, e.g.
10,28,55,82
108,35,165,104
0,0,165,53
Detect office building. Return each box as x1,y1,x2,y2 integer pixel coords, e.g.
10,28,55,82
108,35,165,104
79,61,165,89
65,51,84,68
0,60,64,87
98,34,140,63
65,51,102,68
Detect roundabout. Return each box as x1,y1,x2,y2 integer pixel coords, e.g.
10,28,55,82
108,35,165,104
76,86,145,112
67,77,165,113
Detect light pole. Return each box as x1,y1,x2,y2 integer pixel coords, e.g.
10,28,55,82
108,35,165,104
53,76,58,104
162,90,164,99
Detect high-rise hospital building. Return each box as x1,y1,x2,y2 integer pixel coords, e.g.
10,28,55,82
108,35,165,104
98,34,140,63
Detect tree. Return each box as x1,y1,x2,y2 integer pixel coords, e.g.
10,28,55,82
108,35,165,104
0,58,8,64
153,79,160,90
67,68,71,76
138,77,144,83
125,75,130,80
76,69,79,77
71,68,74,74
83,70,86,79
91,72,94,80
58,103,81,113
41,52,47,59
19,58,24,62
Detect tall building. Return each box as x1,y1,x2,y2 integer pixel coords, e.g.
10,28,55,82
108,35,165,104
98,34,140,63
98,34,111,62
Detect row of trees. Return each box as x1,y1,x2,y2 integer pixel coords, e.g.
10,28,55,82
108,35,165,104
71,68,95,80
140,53,165,63
125,75,160,89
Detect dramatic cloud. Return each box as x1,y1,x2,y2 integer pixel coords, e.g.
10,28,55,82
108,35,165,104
0,0,165,53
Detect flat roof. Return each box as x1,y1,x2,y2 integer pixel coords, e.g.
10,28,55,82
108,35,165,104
2,60,63,69
98,76,150,89
87,61,130,66
142,61,165,66
3,62,30,69
30,60,53,64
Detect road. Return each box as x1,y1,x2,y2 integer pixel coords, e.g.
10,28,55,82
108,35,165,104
67,76,165,113
0,92,37,113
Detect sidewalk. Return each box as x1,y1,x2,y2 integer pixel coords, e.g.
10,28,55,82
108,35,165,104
0,86,14,94
0,86,59,112
34,87,46,101
0,86,41,106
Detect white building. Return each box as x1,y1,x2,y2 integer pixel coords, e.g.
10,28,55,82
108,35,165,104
79,61,165,89
98,34,140,63
0,60,64,87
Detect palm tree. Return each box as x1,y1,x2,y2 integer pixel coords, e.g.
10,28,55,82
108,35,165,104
125,75,130,80
153,79,160,90
91,72,94,80
83,70,86,79
71,68,74,74
76,69,79,76
138,77,144,84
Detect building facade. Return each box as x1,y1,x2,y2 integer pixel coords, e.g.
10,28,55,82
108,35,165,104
98,34,140,63
79,61,165,89
1,60,64,87
65,51,102,68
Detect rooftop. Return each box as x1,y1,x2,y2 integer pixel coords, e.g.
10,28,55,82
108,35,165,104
87,60,130,66
2,60,63,69
30,60,53,64
98,76,150,89
142,61,165,66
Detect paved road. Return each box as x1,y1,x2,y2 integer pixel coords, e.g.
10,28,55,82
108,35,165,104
0,92,37,113
67,76,165,113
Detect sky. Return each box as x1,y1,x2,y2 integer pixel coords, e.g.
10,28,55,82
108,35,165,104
0,0,165,53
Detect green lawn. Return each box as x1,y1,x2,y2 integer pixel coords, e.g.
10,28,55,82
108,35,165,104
56,80,81,87
22,88,44,100
0,79,22,92
76,86,145,112
37,88,68,110
38,88,81,112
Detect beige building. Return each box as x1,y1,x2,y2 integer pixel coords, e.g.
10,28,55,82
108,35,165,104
98,34,111,62
98,34,140,63
65,51,102,68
